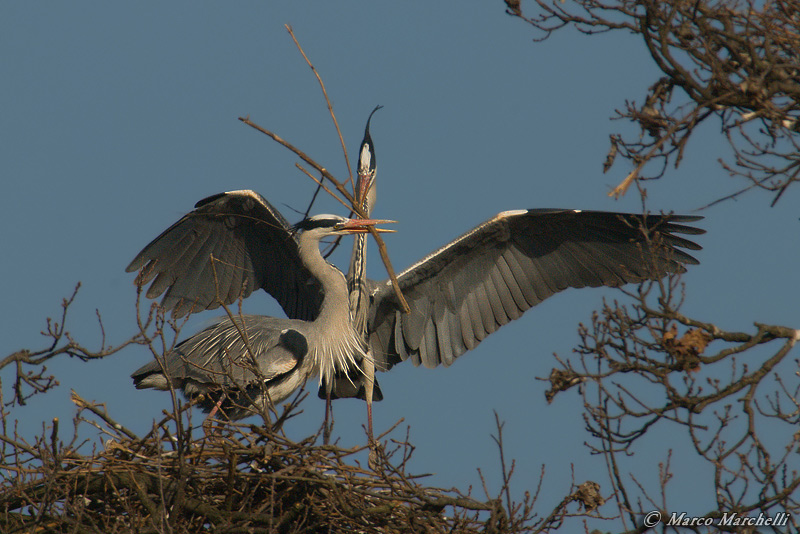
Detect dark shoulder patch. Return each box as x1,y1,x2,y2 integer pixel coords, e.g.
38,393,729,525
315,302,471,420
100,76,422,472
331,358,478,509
279,329,308,359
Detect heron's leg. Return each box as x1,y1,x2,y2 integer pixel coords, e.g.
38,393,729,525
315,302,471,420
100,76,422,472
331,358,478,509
365,355,383,470
323,390,333,445
203,395,226,435
364,354,375,444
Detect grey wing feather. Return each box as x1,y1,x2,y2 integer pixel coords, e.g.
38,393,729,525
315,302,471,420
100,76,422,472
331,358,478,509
368,210,704,370
126,190,323,320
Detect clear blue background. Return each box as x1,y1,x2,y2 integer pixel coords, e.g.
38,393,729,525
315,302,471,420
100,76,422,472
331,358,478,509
3,2,797,520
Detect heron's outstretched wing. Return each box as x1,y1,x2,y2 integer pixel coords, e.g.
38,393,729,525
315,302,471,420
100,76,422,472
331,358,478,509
368,210,704,370
126,190,323,319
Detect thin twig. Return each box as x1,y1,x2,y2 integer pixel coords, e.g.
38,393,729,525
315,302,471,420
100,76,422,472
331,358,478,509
286,24,354,191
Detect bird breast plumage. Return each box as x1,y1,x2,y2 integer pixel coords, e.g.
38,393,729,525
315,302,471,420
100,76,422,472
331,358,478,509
306,315,367,392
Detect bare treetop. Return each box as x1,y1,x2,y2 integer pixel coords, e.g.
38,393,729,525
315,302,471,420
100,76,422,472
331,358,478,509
507,0,800,205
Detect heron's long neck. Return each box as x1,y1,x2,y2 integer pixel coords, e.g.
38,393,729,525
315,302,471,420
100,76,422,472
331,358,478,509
298,238,351,327
298,234,362,385
348,196,373,338
347,233,369,337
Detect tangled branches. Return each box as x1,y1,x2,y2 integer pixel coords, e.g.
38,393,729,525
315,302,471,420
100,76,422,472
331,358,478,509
1,384,600,534
0,393,511,533
0,284,145,409
506,0,800,205
544,275,800,530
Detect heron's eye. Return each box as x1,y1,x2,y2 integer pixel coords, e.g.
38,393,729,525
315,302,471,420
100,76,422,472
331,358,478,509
295,216,343,232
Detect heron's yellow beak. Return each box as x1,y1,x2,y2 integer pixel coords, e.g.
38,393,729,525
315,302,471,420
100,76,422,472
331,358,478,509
338,218,397,234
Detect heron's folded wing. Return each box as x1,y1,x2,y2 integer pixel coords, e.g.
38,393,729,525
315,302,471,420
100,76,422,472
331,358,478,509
132,315,306,389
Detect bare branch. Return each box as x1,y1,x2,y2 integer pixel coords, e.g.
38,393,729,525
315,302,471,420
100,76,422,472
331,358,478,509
509,0,800,205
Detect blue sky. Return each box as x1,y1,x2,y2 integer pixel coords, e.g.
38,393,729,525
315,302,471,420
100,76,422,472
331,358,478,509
3,2,797,521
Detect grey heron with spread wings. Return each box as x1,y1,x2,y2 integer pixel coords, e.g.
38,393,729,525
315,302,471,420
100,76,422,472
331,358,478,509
127,116,704,432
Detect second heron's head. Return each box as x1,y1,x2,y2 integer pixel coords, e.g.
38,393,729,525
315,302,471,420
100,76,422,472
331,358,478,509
356,105,382,214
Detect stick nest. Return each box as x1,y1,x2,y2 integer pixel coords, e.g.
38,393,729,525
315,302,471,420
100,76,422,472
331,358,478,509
1,393,509,534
